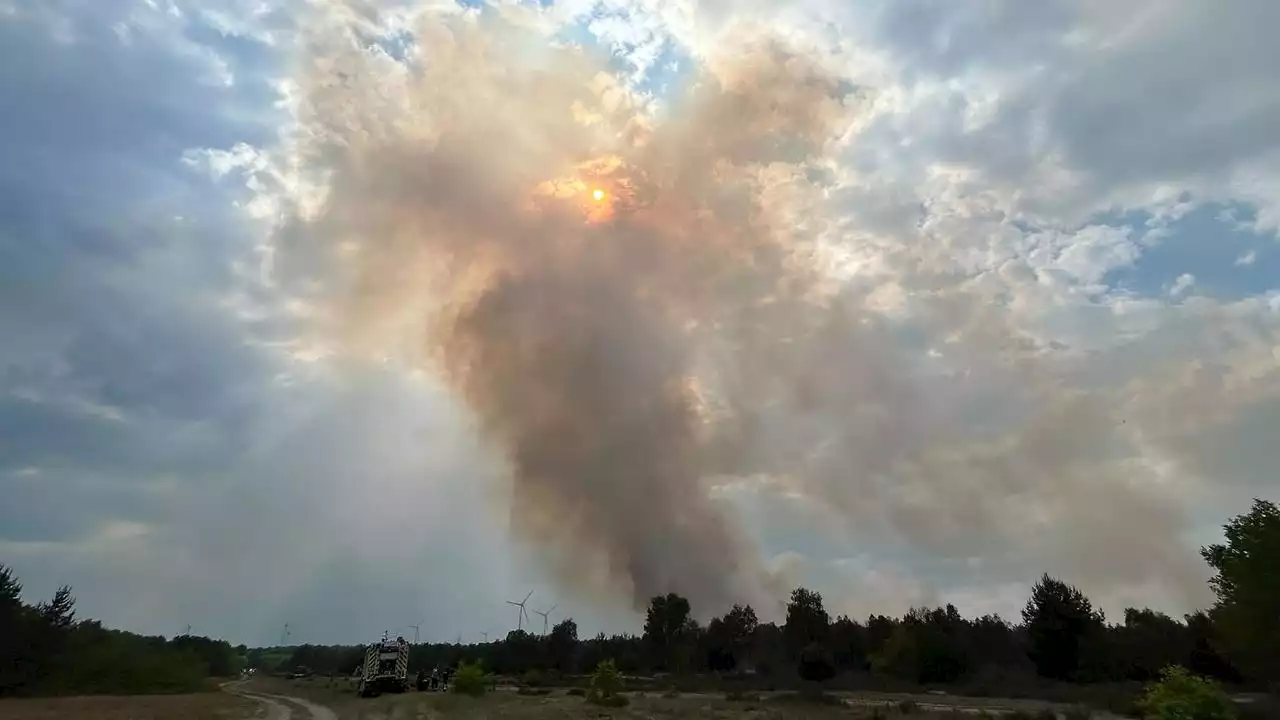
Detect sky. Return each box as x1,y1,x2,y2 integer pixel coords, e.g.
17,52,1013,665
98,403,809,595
0,0,1278,647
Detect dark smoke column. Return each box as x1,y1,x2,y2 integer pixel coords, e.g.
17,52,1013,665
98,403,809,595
441,261,758,613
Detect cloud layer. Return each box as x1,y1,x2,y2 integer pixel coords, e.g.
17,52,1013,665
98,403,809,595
1,0,1277,643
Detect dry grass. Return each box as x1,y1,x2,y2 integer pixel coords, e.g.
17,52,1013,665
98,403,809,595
0,692,260,720
334,691,1017,720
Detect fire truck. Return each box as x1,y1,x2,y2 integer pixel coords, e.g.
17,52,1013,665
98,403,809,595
357,633,410,697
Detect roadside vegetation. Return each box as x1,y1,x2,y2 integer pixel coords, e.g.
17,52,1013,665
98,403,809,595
0,566,244,697
262,500,1280,718
3,498,1276,720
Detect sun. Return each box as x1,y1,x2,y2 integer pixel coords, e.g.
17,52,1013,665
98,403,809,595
592,188,605,202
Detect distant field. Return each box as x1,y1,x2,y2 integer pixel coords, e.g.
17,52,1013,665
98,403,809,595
0,692,259,720
298,690,1080,720
250,676,1109,720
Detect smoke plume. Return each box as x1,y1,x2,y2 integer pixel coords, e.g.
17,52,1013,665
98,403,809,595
274,6,858,613
267,2,1266,617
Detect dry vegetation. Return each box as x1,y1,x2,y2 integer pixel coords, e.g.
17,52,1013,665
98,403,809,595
251,678,1091,720
322,692,1070,720
0,691,260,720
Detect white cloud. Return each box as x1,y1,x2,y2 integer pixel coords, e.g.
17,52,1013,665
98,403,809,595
4,0,1280,642
1169,273,1195,297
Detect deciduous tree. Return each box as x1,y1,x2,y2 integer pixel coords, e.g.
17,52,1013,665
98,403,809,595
1201,498,1280,685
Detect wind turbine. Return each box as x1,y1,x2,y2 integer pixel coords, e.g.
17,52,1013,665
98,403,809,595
507,590,533,632
534,604,557,636
480,631,489,643
408,623,422,644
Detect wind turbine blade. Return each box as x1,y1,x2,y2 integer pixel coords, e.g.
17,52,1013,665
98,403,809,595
506,601,519,606
548,604,557,614
523,590,534,604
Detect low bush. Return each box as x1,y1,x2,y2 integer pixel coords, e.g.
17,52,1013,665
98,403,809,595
521,670,550,688
1139,667,1237,720
586,659,628,707
451,660,488,697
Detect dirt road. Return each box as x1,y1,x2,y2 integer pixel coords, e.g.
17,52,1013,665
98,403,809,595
223,681,337,720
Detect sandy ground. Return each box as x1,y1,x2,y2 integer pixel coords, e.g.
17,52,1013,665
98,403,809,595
0,679,1132,720
225,680,339,720
0,692,261,720
305,691,1077,720
246,680,1114,720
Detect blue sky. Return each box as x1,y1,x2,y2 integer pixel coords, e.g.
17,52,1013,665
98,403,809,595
1,0,1278,645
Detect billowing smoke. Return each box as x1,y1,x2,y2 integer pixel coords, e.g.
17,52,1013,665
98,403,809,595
273,5,857,613
266,2,1269,618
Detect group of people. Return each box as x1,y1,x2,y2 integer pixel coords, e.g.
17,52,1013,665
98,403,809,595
415,665,453,691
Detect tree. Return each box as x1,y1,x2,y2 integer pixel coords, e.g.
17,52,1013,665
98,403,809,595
500,629,539,674
865,614,897,658
874,606,969,683
704,604,758,672
1201,498,1280,686
798,642,836,684
703,617,736,672
1113,608,1193,682
1022,574,1105,681
547,618,579,673
1183,611,1241,683
829,615,868,671
642,593,692,671
37,586,76,631
0,564,28,694
965,614,1025,672
750,622,787,675
784,587,830,658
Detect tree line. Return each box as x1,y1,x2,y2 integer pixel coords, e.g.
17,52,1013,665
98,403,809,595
271,499,1278,695
0,567,246,696
2,498,1274,698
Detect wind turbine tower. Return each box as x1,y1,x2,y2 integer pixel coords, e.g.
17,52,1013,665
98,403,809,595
506,590,533,632
534,604,557,636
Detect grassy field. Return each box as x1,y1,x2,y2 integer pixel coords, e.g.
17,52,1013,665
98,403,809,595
286,689,1090,720
248,676,1102,720
0,691,261,720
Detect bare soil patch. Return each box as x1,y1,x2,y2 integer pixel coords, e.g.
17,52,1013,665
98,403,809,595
0,692,260,720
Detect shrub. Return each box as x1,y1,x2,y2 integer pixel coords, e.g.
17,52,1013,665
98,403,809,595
798,642,836,684
1063,706,1093,720
1139,667,1237,720
451,660,488,697
586,659,627,707
517,687,551,696
522,669,549,688
897,699,919,713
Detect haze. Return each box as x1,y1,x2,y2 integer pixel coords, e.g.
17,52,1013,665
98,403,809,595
1,0,1277,646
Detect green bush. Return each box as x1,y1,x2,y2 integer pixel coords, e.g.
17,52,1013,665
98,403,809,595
1139,667,1237,720
522,669,549,688
586,659,627,707
451,660,488,697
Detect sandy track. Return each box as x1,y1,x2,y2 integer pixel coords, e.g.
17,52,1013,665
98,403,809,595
223,681,338,720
